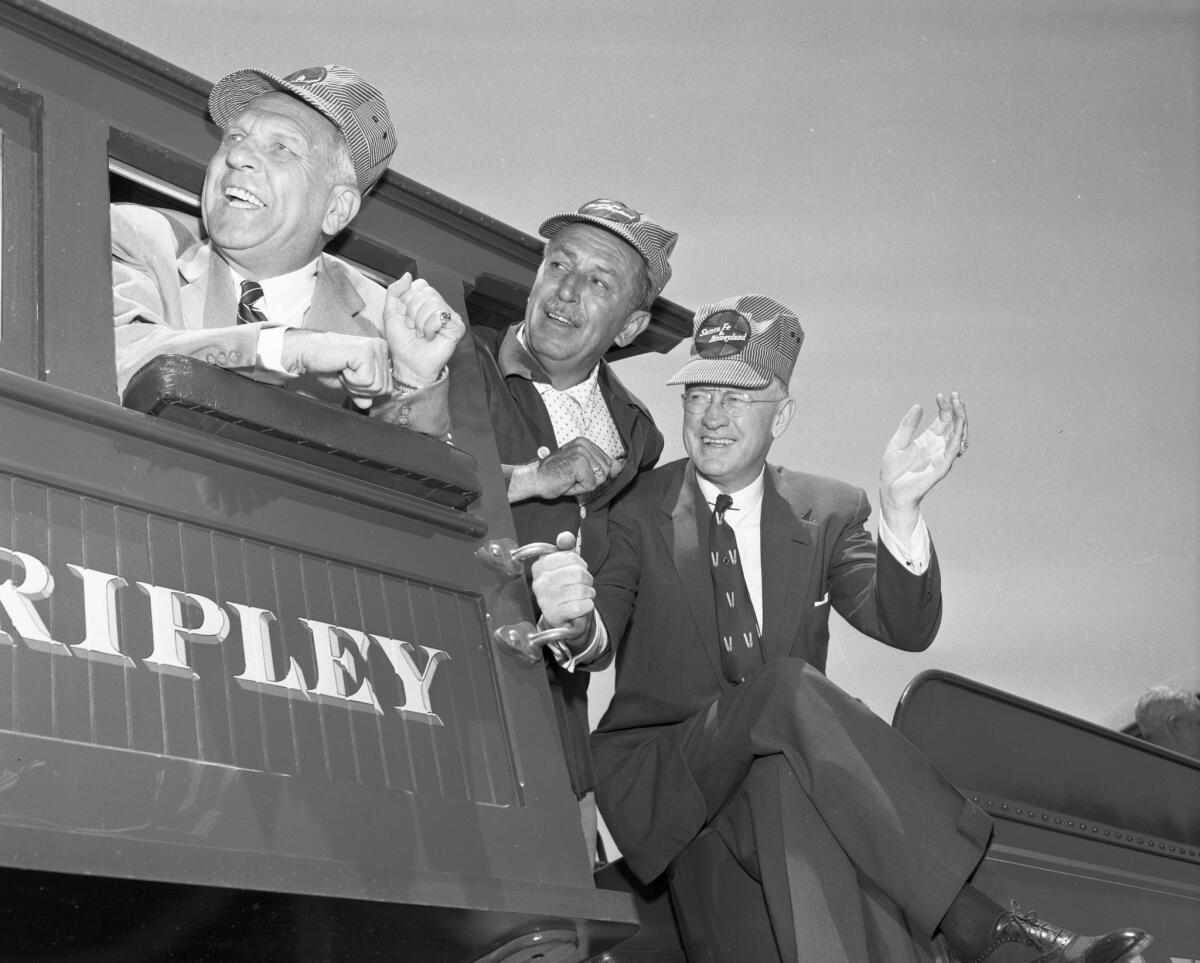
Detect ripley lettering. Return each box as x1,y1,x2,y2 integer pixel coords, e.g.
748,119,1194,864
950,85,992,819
0,545,449,726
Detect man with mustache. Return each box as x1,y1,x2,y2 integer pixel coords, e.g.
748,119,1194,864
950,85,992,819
464,198,677,814
113,64,462,435
529,295,1151,962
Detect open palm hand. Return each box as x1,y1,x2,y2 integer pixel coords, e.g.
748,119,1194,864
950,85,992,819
880,391,968,515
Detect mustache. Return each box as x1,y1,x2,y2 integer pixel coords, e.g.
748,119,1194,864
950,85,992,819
542,300,582,325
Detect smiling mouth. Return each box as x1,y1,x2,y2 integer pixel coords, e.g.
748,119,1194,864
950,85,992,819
543,306,579,329
702,438,734,447
223,185,266,209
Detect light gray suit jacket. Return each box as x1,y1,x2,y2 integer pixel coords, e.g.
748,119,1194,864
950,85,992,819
111,203,448,435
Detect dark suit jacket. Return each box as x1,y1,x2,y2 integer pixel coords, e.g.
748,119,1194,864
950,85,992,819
591,458,942,881
466,325,663,794
111,203,448,434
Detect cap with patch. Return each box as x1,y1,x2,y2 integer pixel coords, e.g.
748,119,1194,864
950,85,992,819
209,65,395,194
538,198,679,297
667,294,805,389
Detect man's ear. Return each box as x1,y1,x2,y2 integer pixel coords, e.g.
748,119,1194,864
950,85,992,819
614,309,651,348
772,397,797,438
323,185,361,237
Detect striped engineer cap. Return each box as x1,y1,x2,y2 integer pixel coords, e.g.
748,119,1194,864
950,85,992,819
209,65,396,194
539,198,679,297
667,294,806,389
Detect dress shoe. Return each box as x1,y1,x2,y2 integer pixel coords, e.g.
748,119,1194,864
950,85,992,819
954,907,1152,963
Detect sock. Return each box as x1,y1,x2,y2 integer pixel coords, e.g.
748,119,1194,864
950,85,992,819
938,884,1006,959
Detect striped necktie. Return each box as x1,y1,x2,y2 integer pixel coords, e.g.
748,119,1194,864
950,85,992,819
237,279,268,325
709,493,764,684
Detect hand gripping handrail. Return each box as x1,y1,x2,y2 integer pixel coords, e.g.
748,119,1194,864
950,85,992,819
479,537,581,666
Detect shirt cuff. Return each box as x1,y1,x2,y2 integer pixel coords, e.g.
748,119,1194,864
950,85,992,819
543,614,609,672
880,513,931,575
255,325,293,377
391,365,449,395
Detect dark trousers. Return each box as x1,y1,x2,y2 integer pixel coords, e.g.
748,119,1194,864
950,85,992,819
677,660,993,962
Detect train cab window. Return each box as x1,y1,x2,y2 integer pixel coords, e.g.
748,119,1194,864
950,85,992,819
464,273,529,336
105,157,470,502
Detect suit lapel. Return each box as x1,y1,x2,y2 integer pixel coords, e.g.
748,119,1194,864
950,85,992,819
759,466,818,661
661,462,725,684
306,257,376,337
177,241,235,330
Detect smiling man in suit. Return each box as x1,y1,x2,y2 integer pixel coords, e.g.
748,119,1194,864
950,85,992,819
530,294,1150,962
112,64,462,435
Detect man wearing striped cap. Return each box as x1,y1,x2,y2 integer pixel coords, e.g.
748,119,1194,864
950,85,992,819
530,296,1149,961
465,197,677,834
113,64,461,435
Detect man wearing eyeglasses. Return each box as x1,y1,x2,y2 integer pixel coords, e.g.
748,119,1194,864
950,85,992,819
530,294,1149,962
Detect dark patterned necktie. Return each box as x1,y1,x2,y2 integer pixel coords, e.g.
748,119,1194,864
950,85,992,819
709,493,763,684
237,279,268,325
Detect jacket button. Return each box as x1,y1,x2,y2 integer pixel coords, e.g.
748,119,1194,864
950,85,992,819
537,445,551,459
216,352,228,364
228,351,240,363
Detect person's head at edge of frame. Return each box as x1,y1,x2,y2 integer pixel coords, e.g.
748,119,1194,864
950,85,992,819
202,65,396,281
1134,684,1200,760
525,198,679,391
667,295,805,495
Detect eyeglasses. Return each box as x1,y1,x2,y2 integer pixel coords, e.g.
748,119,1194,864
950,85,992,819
681,388,786,418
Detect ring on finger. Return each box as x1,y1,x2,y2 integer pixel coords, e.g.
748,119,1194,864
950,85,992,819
438,311,452,326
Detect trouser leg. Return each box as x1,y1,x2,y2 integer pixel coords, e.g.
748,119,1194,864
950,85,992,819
679,659,992,935
711,754,869,963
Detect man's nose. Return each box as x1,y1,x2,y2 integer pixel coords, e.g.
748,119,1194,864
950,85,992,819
554,272,582,301
225,138,261,169
702,394,730,426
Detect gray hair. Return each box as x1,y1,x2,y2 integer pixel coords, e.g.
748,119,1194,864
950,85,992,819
629,260,657,313
324,135,359,193
1135,684,1200,737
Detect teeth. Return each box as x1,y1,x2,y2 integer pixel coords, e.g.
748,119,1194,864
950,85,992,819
546,310,576,326
704,438,733,446
224,186,265,208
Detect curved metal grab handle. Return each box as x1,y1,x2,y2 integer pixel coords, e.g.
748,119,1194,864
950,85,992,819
475,539,561,577
508,541,559,565
492,621,578,666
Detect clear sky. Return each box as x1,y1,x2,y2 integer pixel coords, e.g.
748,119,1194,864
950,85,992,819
46,0,1199,731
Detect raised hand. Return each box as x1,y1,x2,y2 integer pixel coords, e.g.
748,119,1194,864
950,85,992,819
879,391,968,533
384,272,465,387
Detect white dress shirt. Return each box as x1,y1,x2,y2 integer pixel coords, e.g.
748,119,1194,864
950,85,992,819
229,258,320,374
517,324,623,459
